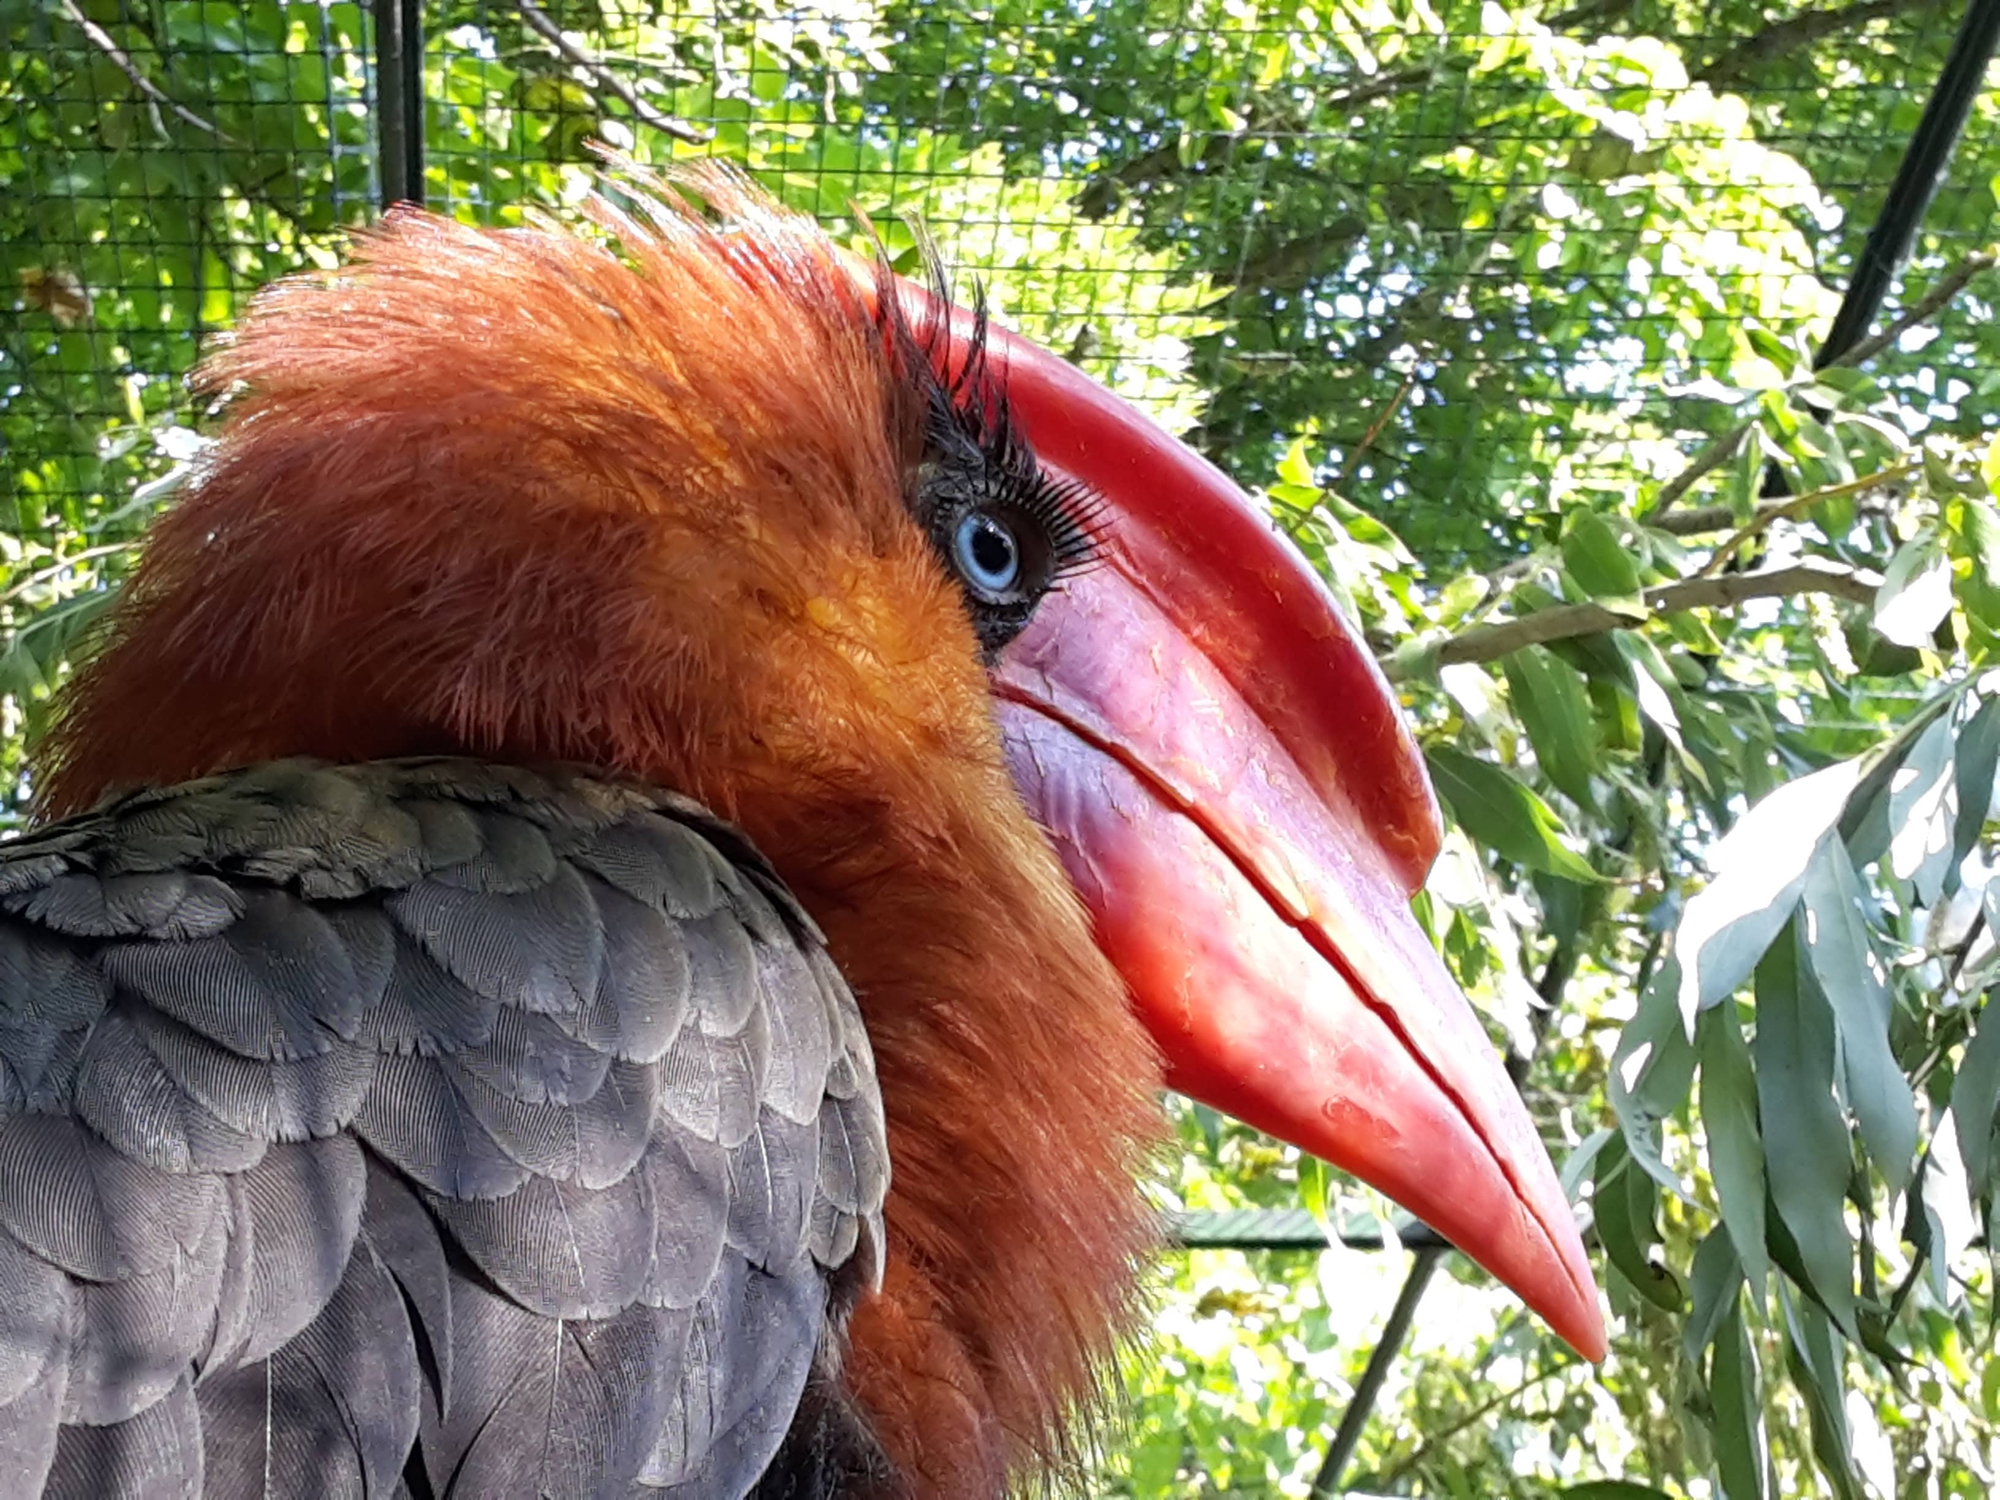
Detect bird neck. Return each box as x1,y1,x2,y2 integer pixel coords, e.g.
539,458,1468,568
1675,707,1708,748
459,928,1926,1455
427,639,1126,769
723,749,1163,1497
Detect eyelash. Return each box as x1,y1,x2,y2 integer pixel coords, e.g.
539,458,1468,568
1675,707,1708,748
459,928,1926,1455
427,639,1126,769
876,255,1110,586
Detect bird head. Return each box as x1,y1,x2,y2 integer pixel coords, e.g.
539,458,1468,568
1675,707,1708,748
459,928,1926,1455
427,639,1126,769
42,168,1602,1486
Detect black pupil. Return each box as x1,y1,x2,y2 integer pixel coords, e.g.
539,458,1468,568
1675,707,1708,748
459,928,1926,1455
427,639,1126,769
971,519,1015,578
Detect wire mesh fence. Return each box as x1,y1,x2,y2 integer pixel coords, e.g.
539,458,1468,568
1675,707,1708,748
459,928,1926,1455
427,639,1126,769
4,0,1999,740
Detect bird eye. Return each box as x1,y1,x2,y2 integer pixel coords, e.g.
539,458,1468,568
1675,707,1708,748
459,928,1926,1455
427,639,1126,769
952,511,1023,597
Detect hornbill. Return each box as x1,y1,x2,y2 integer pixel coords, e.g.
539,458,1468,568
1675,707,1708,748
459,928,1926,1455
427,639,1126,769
0,171,1602,1498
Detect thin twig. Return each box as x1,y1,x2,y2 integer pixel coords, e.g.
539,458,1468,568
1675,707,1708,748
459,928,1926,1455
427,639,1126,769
1368,1358,1578,1489
1646,247,1996,519
1651,491,1896,536
1694,461,1920,579
1337,370,1418,486
57,0,240,144
515,0,707,143
0,544,137,608
1383,559,1883,678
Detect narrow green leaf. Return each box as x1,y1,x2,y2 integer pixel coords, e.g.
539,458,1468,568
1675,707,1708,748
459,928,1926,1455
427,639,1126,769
1503,646,1597,808
1684,1226,1746,1366
1781,1286,1862,1500
1424,745,1600,883
1561,1485,1677,1500
1710,1299,1766,1500
1674,758,1865,1033
1726,424,1764,524
1611,957,1699,1195
1562,510,1643,599
1953,697,2000,870
1799,841,1918,1194
1954,992,2000,1205
1754,925,1858,1339
1698,1001,1769,1299
1885,711,1957,903
1593,1141,1683,1311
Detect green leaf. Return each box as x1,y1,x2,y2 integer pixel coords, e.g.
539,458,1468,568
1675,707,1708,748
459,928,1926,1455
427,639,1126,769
1503,646,1597,808
1799,841,1918,1194
1885,711,1957,903
1593,1138,1682,1311
1674,758,1865,1032
1726,424,1764,524
1562,510,1643,599
1710,1299,1767,1500
1951,498,2000,630
1424,745,1600,882
1698,1001,1769,1299
1610,958,1699,1196
1954,993,2000,1205
1560,1485,1678,1500
1781,1286,1862,1500
1755,925,1858,1339
1684,1225,1746,1365
1874,531,1955,648
1953,696,2000,871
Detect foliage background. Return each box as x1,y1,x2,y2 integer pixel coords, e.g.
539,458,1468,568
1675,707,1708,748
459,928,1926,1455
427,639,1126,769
8,1,2000,1495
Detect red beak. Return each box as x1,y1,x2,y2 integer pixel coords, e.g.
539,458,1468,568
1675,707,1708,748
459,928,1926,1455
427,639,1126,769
889,283,1605,1361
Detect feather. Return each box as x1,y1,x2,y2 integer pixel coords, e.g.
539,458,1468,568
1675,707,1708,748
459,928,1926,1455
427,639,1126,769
420,1273,682,1499
353,1052,529,1201
0,925,110,1032
207,1137,367,1373
453,1005,611,1108
573,813,724,921
429,808,560,894
726,1108,818,1274
136,1004,372,1143
573,873,692,1064
357,927,499,1057
358,1161,452,1423
637,1132,732,1312
101,889,372,1060
639,1255,822,1494
0,1346,66,1496
0,1112,222,1281
201,1242,421,1500
64,1203,226,1424
0,1231,71,1405
444,1052,655,1188
387,865,603,1018
72,1006,266,1174
430,1166,655,1319
46,1372,202,1500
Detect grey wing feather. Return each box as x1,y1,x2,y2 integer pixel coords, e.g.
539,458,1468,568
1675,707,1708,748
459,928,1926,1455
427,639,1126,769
0,759,889,1499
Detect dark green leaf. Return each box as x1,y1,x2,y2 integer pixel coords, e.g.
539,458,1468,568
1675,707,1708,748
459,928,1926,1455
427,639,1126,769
1954,993,2000,1205
1503,645,1598,808
1953,697,2000,871
1424,745,1600,882
1561,510,1643,600
1755,924,1857,1339
1684,1226,1746,1365
1710,1299,1766,1500
1781,1285,1862,1500
1799,841,1917,1194
1698,1000,1770,1296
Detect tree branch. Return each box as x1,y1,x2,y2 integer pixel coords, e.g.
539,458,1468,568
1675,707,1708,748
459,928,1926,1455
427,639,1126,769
57,0,239,144
515,0,707,143
1696,0,1932,85
1693,460,1919,577
1384,559,1883,678
1644,246,1994,519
